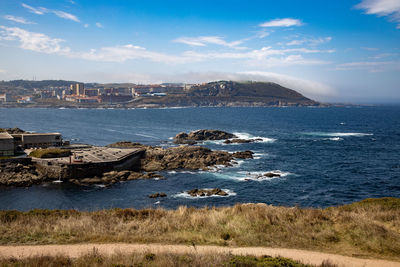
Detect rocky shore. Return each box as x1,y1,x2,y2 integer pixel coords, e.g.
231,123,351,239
1,129,255,187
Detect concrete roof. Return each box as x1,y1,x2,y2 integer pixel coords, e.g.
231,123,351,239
0,132,13,139
11,133,61,136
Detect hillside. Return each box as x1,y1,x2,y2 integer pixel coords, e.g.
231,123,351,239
130,81,319,107
0,79,320,107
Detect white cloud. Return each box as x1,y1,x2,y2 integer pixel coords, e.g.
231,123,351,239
361,47,379,51
95,22,103,28
78,44,188,64
259,18,303,27
287,37,332,46
22,3,80,23
255,30,270,38
22,3,47,15
0,26,333,68
3,15,35,24
84,24,89,28
370,53,397,59
356,0,400,28
52,10,80,22
173,36,246,49
0,26,70,54
336,60,400,72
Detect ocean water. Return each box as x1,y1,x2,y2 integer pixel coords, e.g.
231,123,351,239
0,106,399,210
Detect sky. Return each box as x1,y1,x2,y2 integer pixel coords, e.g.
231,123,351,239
0,0,399,103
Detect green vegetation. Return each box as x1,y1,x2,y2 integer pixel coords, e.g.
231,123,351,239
29,148,71,158
0,198,399,261
0,252,335,267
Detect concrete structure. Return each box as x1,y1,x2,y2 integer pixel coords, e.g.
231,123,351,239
33,147,146,180
0,132,14,156
12,133,62,149
70,83,84,96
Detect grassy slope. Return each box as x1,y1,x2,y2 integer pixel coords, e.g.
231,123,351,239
0,253,322,267
0,198,399,261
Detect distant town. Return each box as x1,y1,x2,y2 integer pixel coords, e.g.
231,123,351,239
0,82,193,104
0,80,322,108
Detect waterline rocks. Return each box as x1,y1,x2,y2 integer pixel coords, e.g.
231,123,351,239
232,151,254,159
173,129,237,144
186,188,229,197
224,138,263,144
69,170,164,186
148,192,167,198
0,162,43,186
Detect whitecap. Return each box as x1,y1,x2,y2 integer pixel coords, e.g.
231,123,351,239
135,133,158,139
304,132,373,137
327,137,343,141
210,170,292,182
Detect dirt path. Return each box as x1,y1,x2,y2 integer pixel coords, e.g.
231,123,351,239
0,243,399,267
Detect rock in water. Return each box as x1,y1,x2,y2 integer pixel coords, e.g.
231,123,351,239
186,188,229,197
148,192,167,198
224,138,263,144
173,129,237,144
232,151,254,159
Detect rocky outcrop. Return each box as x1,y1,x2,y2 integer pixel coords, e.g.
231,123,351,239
232,151,254,159
141,145,235,171
0,127,25,134
173,130,237,144
148,192,167,198
0,162,44,186
186,188,229,197
69,170,164,186
224,138,262,144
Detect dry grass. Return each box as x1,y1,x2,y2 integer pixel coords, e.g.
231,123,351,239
29,148,70,158
0,251,332,267
0,198,399,261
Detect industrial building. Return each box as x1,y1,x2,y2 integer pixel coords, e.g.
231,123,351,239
10,132,63,149
0,132,15,156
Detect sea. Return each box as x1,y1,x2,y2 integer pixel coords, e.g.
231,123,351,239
0,106,399,211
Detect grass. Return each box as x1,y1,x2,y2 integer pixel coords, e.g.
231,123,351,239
0,252,336,267
29,148,71,158
0,198,399,261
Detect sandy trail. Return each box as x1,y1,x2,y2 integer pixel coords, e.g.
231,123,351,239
0,243,399,267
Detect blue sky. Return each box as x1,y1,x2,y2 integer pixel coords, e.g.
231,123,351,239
0,0,399,102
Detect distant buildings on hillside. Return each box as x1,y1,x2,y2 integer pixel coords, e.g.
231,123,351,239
0,82,196,104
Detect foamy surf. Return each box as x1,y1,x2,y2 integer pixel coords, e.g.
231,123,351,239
232,132,277,143
304,132,373,137
327,137,343,141
174,189,236,199
210,170,292,182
